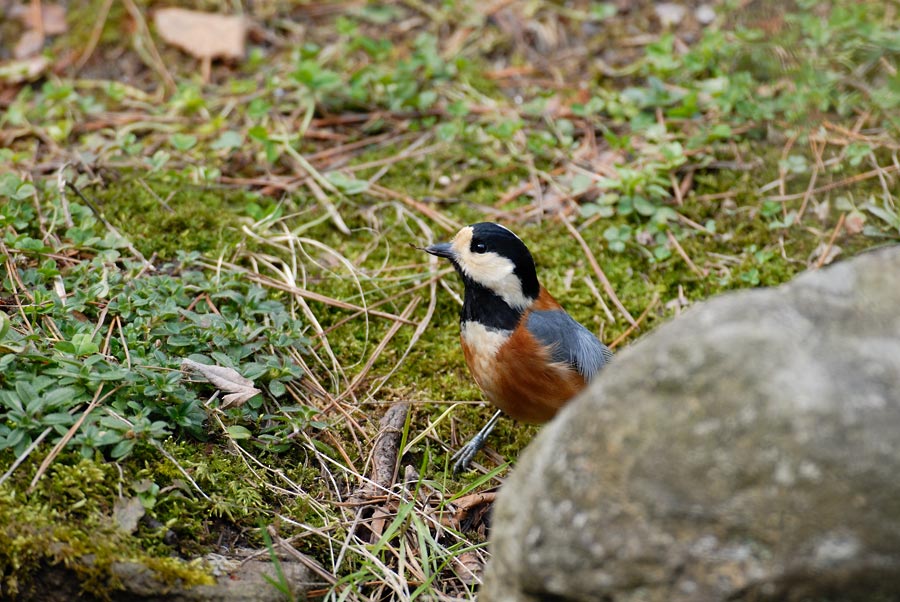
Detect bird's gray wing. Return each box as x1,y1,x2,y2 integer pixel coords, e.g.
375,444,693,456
526,309,613,380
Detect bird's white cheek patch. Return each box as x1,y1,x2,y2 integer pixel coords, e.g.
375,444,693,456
477,262,530,308
461,321,510,390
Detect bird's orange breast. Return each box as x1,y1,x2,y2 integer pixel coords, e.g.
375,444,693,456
460,288,588,424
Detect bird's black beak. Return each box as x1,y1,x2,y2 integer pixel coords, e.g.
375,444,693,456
424,242,454,260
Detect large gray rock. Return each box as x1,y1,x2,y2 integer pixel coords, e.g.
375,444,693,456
481,246,900,602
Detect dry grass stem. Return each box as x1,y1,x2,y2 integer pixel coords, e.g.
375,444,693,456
666,231,706,277
766,164,900,202
561,216,636,325
28,385,119,491
341,296,421,402
815,212,846,270
370,184,462,232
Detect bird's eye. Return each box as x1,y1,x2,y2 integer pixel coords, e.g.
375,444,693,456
472,241,487,254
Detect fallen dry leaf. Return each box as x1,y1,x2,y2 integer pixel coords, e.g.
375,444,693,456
113,496,146,534
452,550,484,586
12,3,68,35
14,30,45,59
181,358,261,408
810,242,842,267
154,8,245,61
0,56,49,83
844,210,866,235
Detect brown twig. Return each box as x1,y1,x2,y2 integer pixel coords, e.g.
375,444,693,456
797,137,825,219
121,0,177,95
766,164,900,202
776,132,799,199
815,213,846,270
369,184,461,233
676,211,714,234
670,172,684,206
666,231,706,277
201,262,415,324
267,525,338,586
349,402,410,503
73,0,113,73
582,275,615,323
28,385,121,491
608,292,659,350
693,190,738,202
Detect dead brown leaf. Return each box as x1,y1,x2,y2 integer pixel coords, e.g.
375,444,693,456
844,210,866,235
180,358,261,408
0,56,49,84
113,496,146,534
452,550,484,586
14,30,44,59
11,3,68,35
153,8,245,61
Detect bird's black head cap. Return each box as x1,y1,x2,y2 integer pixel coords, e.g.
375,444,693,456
467,222,540,300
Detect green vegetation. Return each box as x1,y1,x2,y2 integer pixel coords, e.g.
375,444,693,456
1,0,898,599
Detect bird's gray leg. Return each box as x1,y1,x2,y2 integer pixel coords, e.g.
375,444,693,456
451,410,503,473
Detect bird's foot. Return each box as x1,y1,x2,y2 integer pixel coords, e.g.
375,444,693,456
450,410,503,473
451,434,487,473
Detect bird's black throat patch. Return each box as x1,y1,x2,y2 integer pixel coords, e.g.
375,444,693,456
459,279,524,331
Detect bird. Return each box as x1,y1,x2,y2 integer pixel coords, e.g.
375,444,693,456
424,222,613,472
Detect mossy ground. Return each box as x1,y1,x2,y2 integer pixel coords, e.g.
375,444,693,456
1,0,899,599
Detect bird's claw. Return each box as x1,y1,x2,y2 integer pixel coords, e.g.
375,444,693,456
451,434,487,473
450,410,503,473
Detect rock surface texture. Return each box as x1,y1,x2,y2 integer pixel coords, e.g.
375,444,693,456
481,246,900,602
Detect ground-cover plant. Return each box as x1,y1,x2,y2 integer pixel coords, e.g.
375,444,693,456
0,174,312,464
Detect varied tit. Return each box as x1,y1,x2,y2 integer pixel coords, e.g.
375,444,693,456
424,222,613,472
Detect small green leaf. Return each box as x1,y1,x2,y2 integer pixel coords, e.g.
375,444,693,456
268,379,286,398
14,237,49,252
571,174,595,196
0,174,22,197
43,386,77,408
780,154,809,175
589,2,617,21
834,196,855,211
70,333,99,356
42,412,74,426
709,124,732,140
148,150,170,171
653,207,678,223
111,439,136,459
1,429,27,451
55,341,76,354
226,425,252,440
325,172,369,195
13,183,36,200
417,90,438,110
633,196,657,216
171,133,197,151
660,141,684,162
247,125,269,143
15,381,38,403
211,131,244,151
